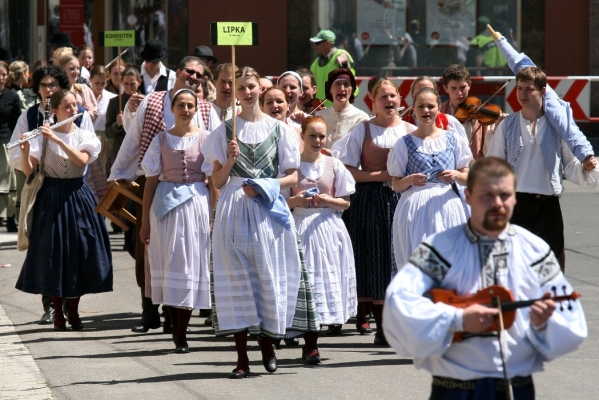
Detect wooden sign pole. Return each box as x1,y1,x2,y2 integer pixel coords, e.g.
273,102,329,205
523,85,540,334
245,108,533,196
231,45,236,142
117,46,122,112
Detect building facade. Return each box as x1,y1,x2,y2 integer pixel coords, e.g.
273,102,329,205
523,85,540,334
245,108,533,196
2,0,597,133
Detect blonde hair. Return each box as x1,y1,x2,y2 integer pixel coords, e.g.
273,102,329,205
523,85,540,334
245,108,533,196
215,63,239,81
370,79,399,99
410,76,436,95
235,66,260,81
58,55,82,92
59,55,78,68
53,47,73,61
8,61,28,83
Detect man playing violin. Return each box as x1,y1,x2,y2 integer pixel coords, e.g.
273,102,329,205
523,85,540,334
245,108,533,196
296,68,321,115
402,75,467,142
440,65,504,161
384,157,587,400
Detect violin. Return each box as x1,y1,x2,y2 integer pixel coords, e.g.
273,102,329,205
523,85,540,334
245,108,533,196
454,96,502,126
453,79,511,125
429,285,581,342
306,97,326,115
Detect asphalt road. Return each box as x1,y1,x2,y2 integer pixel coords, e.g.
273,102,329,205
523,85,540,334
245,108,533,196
0,181,598,399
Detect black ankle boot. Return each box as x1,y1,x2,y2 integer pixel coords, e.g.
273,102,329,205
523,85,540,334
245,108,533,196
6,215,17,232
132,290,161,333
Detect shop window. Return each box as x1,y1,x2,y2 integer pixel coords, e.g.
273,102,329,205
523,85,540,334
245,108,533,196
318,0,519,77
110,0,166,67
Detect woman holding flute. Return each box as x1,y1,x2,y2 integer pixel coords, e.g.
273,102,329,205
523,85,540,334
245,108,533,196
12,89,113,331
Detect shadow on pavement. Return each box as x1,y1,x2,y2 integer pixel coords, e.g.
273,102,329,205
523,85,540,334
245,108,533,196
66,369,296,385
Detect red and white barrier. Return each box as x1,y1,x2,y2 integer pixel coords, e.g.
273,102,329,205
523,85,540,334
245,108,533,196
352,76,597,122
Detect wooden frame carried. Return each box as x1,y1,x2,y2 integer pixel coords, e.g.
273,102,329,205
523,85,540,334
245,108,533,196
95,180,143,231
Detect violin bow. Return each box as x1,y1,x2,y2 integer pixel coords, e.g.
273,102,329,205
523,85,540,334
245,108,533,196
398,105,413,119
463,79,511,124
308,99,327,116
494,295,514,400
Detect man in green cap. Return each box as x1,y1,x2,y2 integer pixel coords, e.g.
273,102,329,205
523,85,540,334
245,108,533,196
309,30,357,106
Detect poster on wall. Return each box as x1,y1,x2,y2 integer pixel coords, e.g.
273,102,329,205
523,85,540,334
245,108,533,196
426,0,476,46
357,0,407,45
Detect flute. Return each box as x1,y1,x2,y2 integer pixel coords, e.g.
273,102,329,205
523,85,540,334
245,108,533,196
43,99,51,124
7,113,84,150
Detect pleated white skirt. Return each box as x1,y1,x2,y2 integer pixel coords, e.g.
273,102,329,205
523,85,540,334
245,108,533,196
294,207,357,325
148,181,211,309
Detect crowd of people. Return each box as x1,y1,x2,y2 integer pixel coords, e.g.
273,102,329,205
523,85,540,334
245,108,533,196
0,28,593,397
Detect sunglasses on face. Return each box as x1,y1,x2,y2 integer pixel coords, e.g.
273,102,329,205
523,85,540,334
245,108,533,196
184,68,202,78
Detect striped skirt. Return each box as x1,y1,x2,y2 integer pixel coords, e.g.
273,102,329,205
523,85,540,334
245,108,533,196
210,179,319,339
342,182,399,303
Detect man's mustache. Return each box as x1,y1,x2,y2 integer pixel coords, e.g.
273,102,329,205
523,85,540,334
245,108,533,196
486,208,508,217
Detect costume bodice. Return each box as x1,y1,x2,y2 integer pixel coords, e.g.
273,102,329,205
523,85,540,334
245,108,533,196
404,130,456,176
41,133,87,179
158,131,206,184
225,119,280,179
291,157,336,199
360,121,390,172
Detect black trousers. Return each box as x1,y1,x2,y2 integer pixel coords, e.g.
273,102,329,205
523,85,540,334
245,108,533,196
510,192,564,270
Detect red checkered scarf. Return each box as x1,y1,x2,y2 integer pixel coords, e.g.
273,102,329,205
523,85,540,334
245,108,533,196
138,93,212,166
139,91,168,166
197,99,211,131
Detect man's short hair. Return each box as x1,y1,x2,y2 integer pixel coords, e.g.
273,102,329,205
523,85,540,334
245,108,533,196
177,56,206,72
516,66,546,91
467,157,516,192
296,68,316,87
442,64,471,86
214,63,238,81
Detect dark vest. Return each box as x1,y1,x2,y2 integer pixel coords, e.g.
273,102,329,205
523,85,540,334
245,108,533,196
139,68,171,95
27,105,85,131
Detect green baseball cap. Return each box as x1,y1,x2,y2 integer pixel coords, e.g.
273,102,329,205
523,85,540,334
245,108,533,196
310,30,336,43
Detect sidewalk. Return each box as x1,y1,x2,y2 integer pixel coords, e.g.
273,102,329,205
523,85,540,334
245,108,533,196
0,304,54,399
0,231,17,249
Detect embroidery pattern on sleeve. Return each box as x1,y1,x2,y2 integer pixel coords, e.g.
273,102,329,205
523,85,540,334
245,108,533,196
531,250,561,285
409,242,451,285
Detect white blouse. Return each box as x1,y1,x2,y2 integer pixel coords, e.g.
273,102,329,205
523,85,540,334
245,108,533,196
141,131,207,177
93,89,117,132
387,131,472,178
201,116,300,176
11,128,101,169
316,104,370,150
333,121,417,168
297,157,356,197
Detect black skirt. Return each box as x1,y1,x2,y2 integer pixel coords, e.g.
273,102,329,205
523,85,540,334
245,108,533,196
16,177,113,297
342,182,399,301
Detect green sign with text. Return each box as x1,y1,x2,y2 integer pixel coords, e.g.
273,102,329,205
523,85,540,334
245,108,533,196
99,30,137,47
210,22,259,46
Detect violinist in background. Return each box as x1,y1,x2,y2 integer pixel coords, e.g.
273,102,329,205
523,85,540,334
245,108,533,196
440,65,506,160
402,76,467,142
384,157,587,399
296,68,323,115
